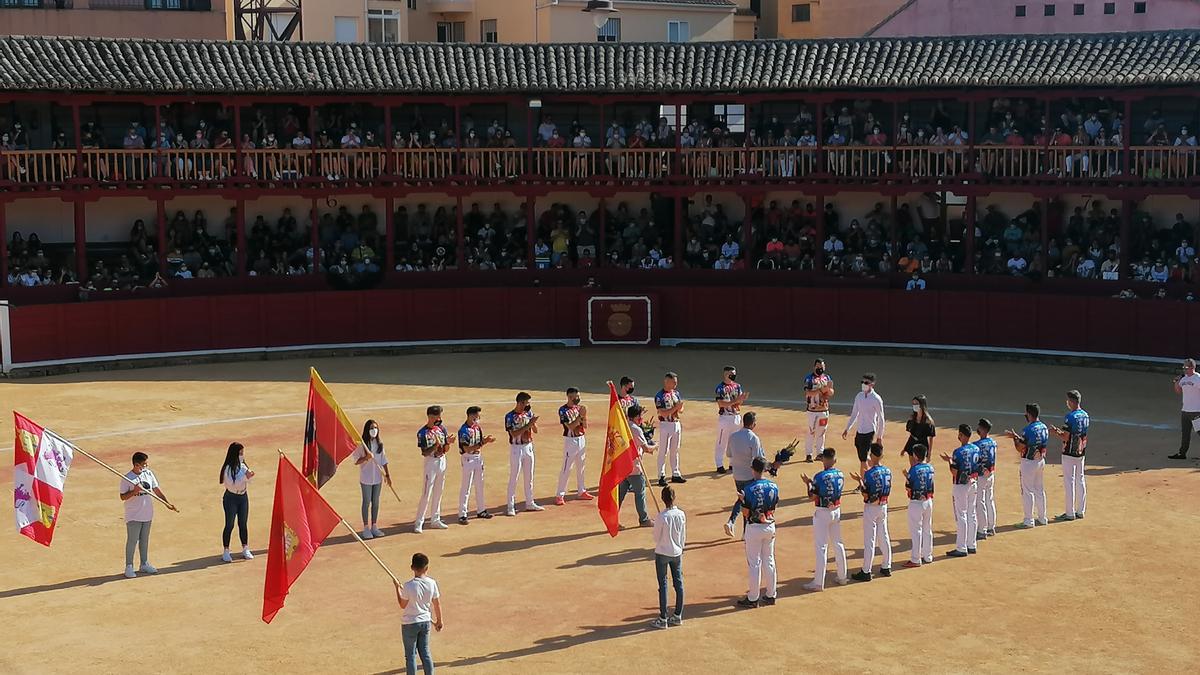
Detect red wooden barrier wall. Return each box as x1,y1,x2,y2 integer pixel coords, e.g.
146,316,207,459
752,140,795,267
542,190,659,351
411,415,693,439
7,287,1196,365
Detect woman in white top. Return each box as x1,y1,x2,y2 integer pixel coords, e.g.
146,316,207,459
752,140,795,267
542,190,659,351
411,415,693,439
219,442,255,562
353,419,391,540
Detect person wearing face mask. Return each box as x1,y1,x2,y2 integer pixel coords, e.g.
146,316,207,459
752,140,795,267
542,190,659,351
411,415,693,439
504,392,542,516
555,387,594,506
902,395,936,460
119,451,178,579
353,419,391,539
803,359,835,462
1005,403,1049,528
939,425,980,558
218,442,255,563
414,407,451,533
714,366,748,474
1171,358,1200,459
654,372,686,487
457,406,495,525
843,373,885,473
617,376,655,443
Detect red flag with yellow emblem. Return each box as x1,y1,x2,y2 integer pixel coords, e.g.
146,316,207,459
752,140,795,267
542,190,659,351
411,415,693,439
263,454,342,624
597,381,637,537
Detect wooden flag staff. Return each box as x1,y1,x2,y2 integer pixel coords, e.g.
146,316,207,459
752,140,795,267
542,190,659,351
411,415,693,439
65,439,180,513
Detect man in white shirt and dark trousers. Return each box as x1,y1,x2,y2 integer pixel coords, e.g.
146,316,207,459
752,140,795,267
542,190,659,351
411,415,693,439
723,412,765,537
396,552,442,675
843,373,885,473
1170,358,1200,459
119,451,178,578
651,485,686,628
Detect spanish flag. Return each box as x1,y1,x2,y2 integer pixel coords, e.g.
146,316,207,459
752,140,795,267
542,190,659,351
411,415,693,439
263,454,342,624
598,381,637,537
301,368,362,488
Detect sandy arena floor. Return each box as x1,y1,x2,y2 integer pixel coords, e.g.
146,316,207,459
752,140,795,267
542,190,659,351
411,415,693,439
0,348,1196,674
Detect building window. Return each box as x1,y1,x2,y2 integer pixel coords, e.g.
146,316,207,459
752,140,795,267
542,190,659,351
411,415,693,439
1073,2,1084,14
791,3,811,22
407,0,416,8
480,19,497,43
437,21,465,43
334,16,358,42
667,20,689,43
1015,4,1026,16
1103,2,1115,13
0,0,43,7
659,104,689,127
712,104,745,134
597,17,620,42
1044,3,1055,16
368,9,400,44
1133,1,1146,13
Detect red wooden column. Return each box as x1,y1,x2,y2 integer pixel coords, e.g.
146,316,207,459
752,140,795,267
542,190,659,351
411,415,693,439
597,197,607,268
966,99,977,174
71,101,84,179
383,105,394,176
236,198,247,277
156,198,167,274
153,103,163,181
1119,199,1132,280
741,194,754,267
0,201,7,286
384,196,396,272
526,195,536,269
814,194,825,273
73,200,87,281
672,102,682,176
453,103,463,178
232,103,243,179
1122,98,1133,176
455,195,466,269
889,194,899,261
963,194,976,274
526,100,535,179
673,194,684,267
310,198,320,274
1040,196,1050,272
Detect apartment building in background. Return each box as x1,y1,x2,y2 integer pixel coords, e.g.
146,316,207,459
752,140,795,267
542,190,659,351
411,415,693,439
243,0,755,44
760,0,1200,38
0,0,227,40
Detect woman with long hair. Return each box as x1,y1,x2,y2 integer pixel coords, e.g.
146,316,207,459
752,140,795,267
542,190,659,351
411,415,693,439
218,442,255,562
902,395,936,458
353,418,391,539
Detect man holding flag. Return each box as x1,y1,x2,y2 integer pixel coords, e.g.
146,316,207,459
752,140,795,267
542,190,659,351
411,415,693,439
619,404,654,528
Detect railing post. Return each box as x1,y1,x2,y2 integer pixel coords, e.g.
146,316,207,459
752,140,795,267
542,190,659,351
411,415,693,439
1040,196,1050,275
597,197,607,269
526,194,536,269
672,101,682,177
815,193,825,273
966,98,976,175
741,193,754,268
673,193,684,269
310,197,320,274
71,100,83,179
232,102,243,180
383,104,394,177
1122,98,1133,177
1119,198,1132,280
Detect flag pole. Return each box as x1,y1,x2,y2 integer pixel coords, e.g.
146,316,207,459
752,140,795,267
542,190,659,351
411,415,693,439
637,456,662,514
339,518,401,587
64,440,180,513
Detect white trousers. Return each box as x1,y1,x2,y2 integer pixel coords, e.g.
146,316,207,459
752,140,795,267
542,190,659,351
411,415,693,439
415,455,447,524
1062,454,1086,516
744,522,777,602
507,443,536,508
907,499,933,562
1019,458,1047,525
812,506,847,588
657,421,682,477
714,413,741,468
805,411,830,458
458,453,486,518
975,472,996,533
862,502,892,572
952,482,978,552
556,436,587,497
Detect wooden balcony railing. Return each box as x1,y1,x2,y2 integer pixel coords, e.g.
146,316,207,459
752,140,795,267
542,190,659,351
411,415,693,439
2,145,1197,188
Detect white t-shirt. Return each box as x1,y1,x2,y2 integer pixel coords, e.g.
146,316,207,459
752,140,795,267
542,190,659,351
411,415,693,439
222,463,251,494
120,468,159,523
1180,373,1200,412
352,440,388,486
400,576,440,625
629,425,649,475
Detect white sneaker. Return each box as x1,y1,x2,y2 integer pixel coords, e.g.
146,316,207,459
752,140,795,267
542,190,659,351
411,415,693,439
242,549,254,560
413,524,423,534
505,506,517,516
835,576,849,586
802,581,824,592
221,551,233,563
430,519,449,530
124,565,137,579
139,564,158,575
524,503,545,512
361,529,374,540
723,521,735,538
371,527,385,538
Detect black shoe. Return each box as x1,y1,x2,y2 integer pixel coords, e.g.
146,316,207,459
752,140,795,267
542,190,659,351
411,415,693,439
457,516,469,525
736,597,759,608
671,475,687,484
716,466,727,474
946,550,969,558
804,456,814,463
477,510,494,519
851,570,872,582
879,567,892,577
967,547,977,555
1168,453,1188,460
760,596,776,606
657,476,668,488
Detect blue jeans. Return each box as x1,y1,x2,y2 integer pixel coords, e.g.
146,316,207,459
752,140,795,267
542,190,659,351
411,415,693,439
402,621,433,675
654,553,684,619
728,479,752,522
618,473,649,523
361,482,381,525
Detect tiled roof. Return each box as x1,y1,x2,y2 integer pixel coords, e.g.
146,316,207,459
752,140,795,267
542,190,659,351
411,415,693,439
0,32,1197,95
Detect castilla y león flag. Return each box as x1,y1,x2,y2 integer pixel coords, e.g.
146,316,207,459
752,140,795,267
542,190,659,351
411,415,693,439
597,382,637,537
13,412,75,547
263,454,343,624
302,367,362,488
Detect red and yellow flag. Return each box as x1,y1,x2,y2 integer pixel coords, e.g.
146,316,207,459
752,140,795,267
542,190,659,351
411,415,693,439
597,382,637,537
301,367,362,488
13,412,75,547
262,454,343,624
